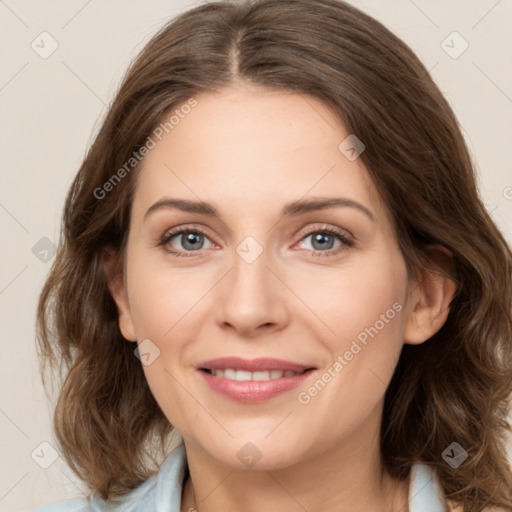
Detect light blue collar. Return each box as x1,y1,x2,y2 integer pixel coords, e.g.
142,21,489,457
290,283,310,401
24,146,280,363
408,462,448,511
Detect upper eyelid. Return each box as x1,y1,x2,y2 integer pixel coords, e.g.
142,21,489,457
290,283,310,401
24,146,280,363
295,223,353,240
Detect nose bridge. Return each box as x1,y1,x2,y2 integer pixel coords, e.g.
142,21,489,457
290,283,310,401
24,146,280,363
231,236,274,307
215,234,285,333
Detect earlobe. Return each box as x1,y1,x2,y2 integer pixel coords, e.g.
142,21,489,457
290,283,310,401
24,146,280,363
403,245,458,345
102,248,137,342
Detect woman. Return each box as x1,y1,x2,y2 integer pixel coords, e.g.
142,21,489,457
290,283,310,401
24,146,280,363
34,0,512,511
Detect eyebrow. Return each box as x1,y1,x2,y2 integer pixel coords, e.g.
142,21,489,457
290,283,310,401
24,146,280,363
143,196,375,222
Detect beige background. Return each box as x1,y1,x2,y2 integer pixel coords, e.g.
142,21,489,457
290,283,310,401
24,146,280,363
1,1,511,511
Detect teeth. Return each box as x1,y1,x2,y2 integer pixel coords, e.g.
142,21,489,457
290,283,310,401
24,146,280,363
208,369,300,380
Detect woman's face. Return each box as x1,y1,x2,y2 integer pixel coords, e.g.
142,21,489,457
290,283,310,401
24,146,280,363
114,81,420,469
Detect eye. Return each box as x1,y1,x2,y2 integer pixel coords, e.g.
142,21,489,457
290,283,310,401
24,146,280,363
158,225,215,258
295,224,354,257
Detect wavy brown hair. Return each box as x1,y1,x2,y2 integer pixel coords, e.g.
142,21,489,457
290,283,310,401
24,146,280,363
36,0,512,510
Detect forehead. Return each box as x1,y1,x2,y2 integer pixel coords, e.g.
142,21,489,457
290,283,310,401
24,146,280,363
132,83,386,222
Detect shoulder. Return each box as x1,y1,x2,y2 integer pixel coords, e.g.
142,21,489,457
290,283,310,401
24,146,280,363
31,479,157,512
411,465,508,512
32,444,188,512
31,477,157,512
447,505,508,512
449,506,509,512
446,494,509,511
31,497,94,512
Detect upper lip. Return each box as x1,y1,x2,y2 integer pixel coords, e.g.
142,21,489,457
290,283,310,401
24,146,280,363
198,357,315,373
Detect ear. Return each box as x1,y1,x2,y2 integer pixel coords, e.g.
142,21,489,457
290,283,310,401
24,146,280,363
404,245,458,345
102,247,137,342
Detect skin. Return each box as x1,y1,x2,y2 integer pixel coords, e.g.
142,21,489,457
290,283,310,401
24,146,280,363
105,80,457,512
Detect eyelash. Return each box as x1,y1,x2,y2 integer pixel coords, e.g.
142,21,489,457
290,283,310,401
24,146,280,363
157,223,354,258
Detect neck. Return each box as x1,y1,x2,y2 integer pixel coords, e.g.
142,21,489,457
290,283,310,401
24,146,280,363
179,407,410,512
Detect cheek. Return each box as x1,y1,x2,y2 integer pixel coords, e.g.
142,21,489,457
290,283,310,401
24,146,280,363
126,250,210,340
139,360,198,439
293,257,407,430
298,253,407,349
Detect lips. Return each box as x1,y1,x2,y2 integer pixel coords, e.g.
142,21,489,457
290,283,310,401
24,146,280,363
196,357,317,403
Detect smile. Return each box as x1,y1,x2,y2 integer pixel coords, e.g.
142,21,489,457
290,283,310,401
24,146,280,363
196,357,316,403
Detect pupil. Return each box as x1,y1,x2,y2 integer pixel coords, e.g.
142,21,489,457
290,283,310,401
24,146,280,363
313,233,333,250
183,232,202,250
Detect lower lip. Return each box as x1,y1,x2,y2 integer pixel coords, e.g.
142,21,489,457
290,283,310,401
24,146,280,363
198,369,316,403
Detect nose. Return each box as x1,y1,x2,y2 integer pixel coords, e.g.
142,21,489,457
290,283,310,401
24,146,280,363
214,244,289,338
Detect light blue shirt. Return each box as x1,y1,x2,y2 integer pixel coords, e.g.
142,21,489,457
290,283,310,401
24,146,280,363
32,444,448,511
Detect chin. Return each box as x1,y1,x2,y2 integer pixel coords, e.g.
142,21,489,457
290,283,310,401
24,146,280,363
201,438,309,471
